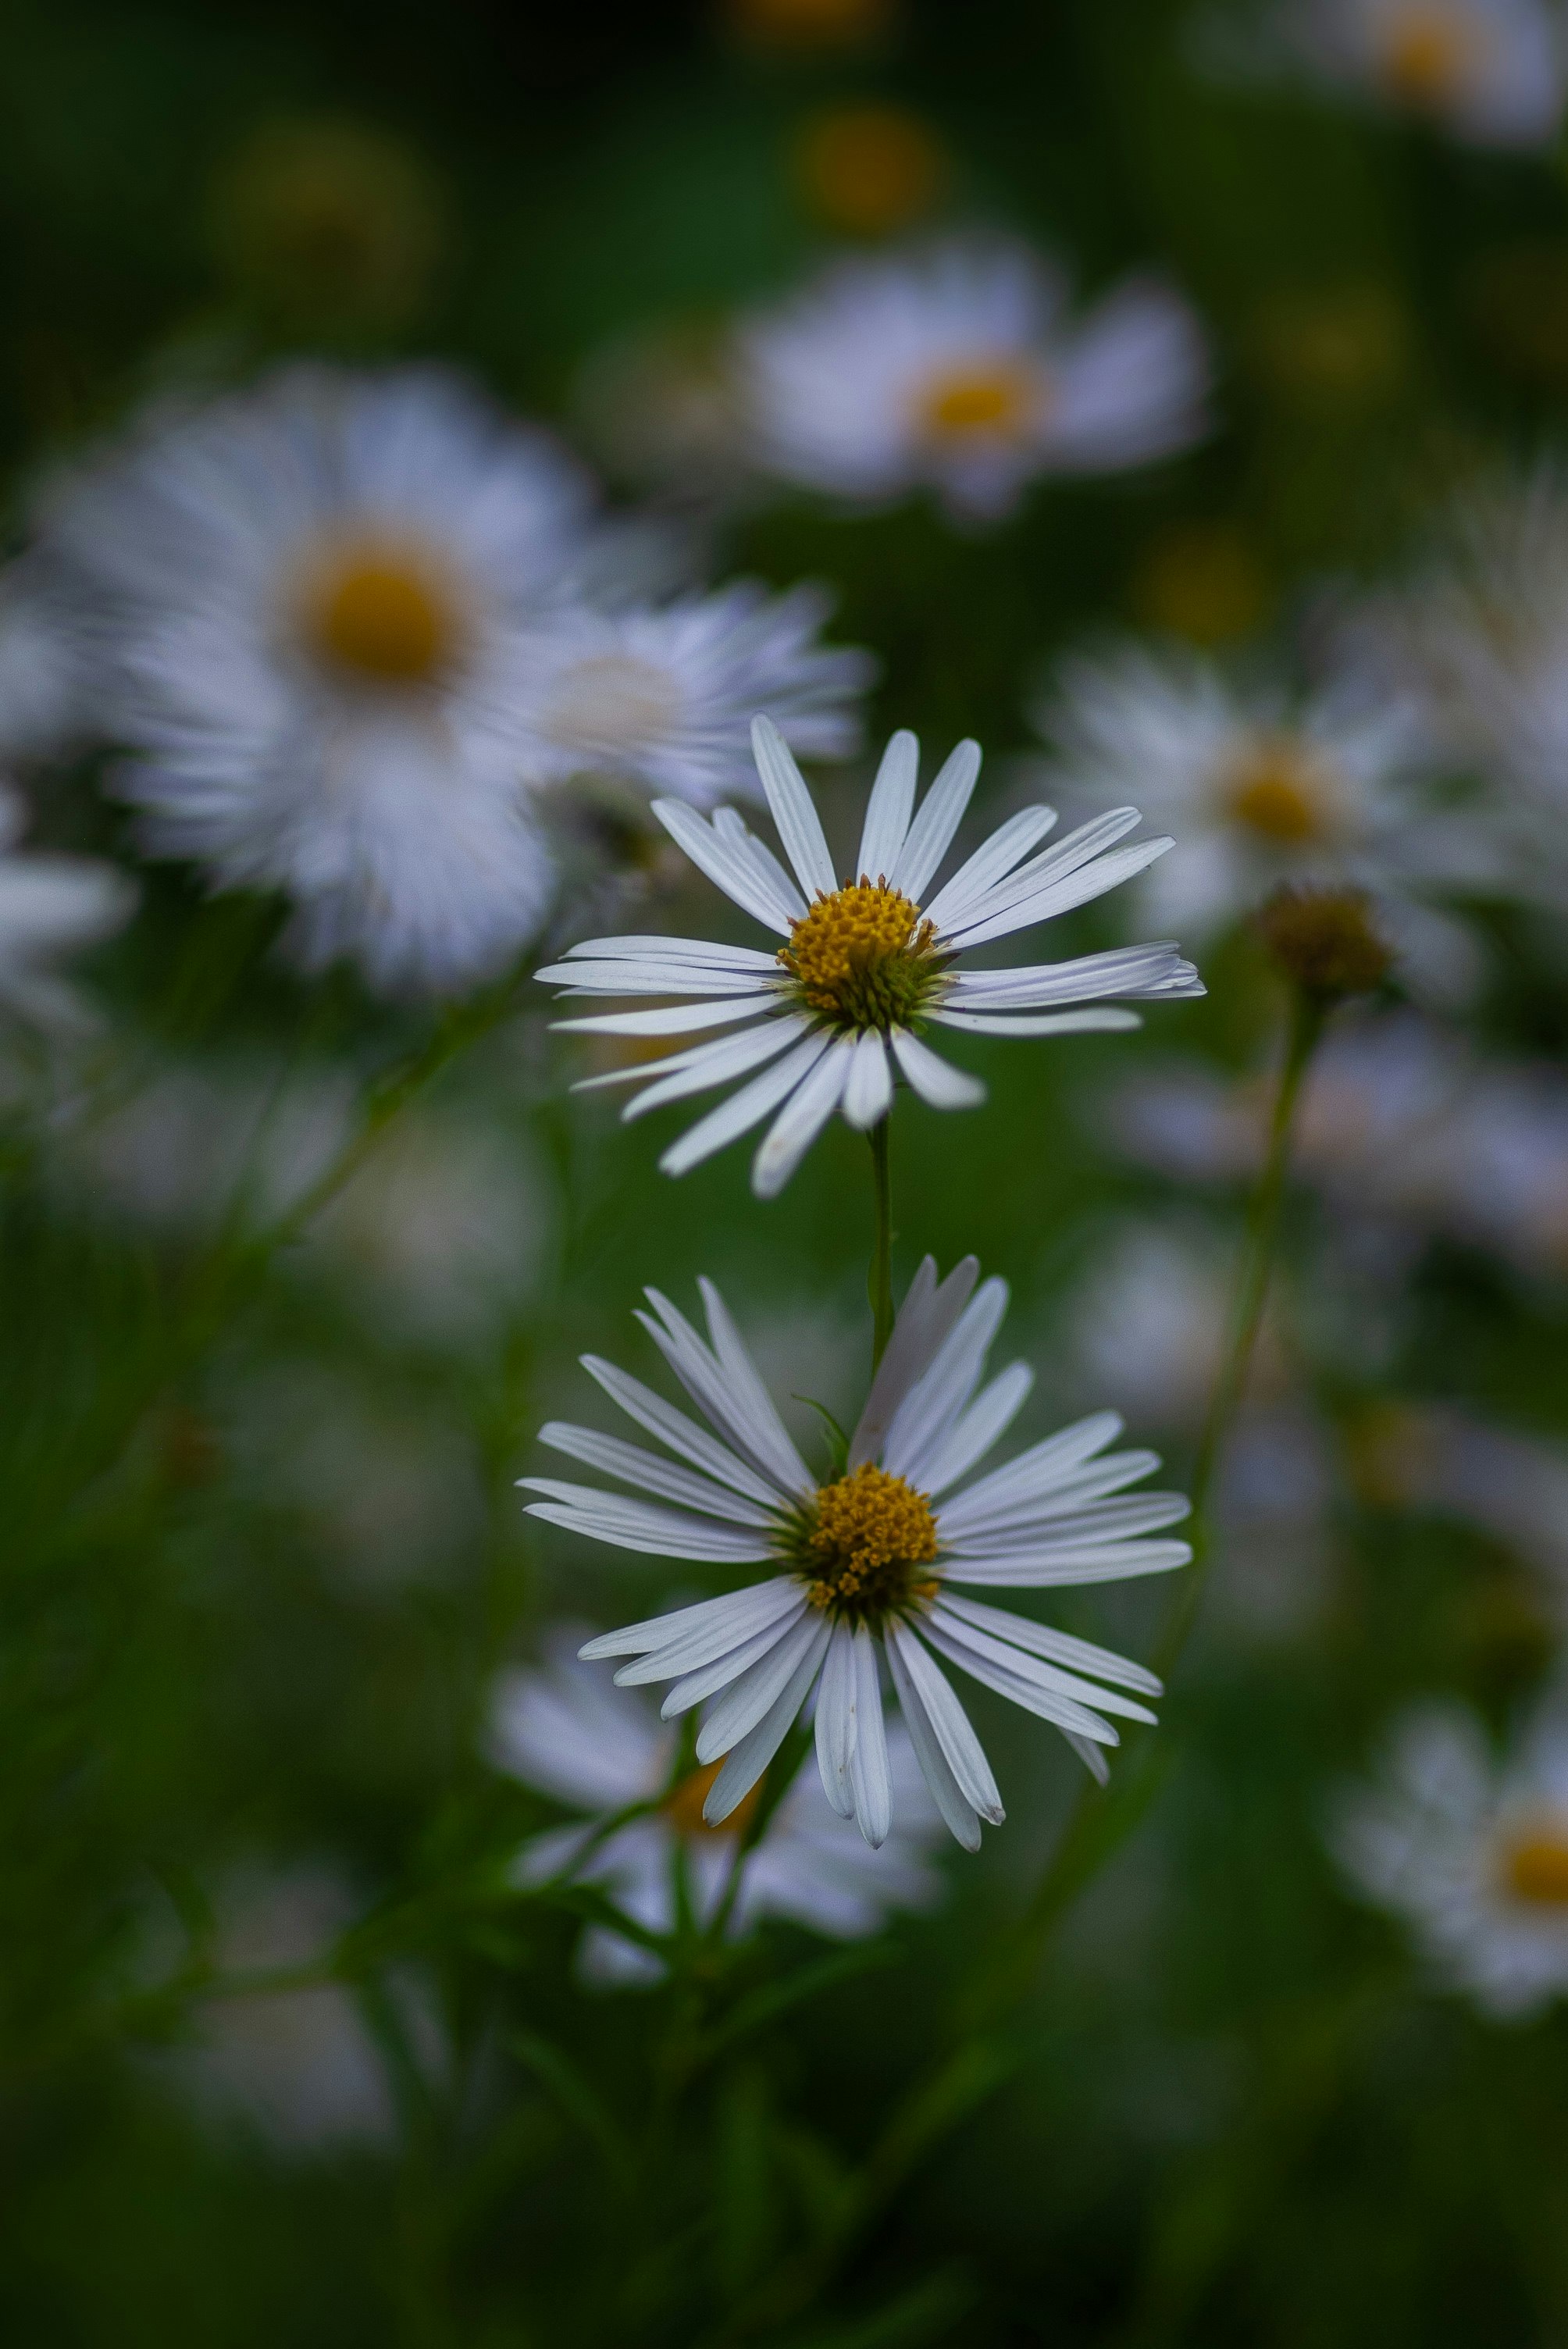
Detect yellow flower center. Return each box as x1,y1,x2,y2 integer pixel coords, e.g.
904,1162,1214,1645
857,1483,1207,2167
1380,11,1479,104
916,362,1041,443
543,654,682,757
1221,736,1332,843
793,103,946,237
1499,1824,1568,1908
303,542,458,683
661,1759,763,1837
777,879,947,1033
801,1463,940,1622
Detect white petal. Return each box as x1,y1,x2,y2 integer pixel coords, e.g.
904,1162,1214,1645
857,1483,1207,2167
937,1412,1124,1531
696,1606,829,1762
698,1276,817,1492
883,1628,983,1849
927,1599,1156,1724
841,1030,893,1130
814,1620,859,1820
703,1616,834,1823
950,838,1174,951
750,715,837,899
919,1613,1119,1745
927,1008,1142,1038
653,797,804,932
711,807,813,924
940,1537,1192,1585
660,1031,834,1178
951,1493,1192,1551
936,1592,1161,1696
520,1481,774,1561
883,1277,1009,1482
622,1016,811,1121
943,809,1144,941
847,1254,979,1468
640,1286,814,1496
857,729,919,881
921,804,1059,932
889,1028,985,1110
884,1620,1003,1820
887,739,982,902
554,998,771,1039
544,959,780,997
847,1628,893,1848
946,943,1201,1007
918,1362,1035,1496
940,1448,1165,1539
579,1575,802,1661
580,1356,780,1505
535,1422,779,1525
561,934,780,972
751,1033,855,1197
659,1600,811,1713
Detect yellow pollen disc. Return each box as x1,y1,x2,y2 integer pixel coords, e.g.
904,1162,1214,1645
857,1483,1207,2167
661,1758,763,1837
917,362,1039,442
1500,1825,1568,1908
1221,736,1331,843
778,879,942,1031
804,1463,939,1616
306,545,455,683
1381,12,1477,103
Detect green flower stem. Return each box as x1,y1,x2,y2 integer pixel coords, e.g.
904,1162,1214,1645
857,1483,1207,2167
868,1114,894,1371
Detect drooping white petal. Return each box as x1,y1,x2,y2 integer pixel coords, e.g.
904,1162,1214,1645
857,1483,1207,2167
927,1600,1156,1724
695,1606,829,1763
848,1254,979,1467
751,1033,856,1197
703,1615,833,1823
940,1537,1192,1585
884,1619,1003,1820
936,1592,1161,1697
660,1031,834,1177
519,1480,774,1561
580,1356,782,1506
887,738,982,901
621,1015,810,1121
883,1625,983,1849
815,1620,859,1819
889,1028,985,1109
657,1600,811,1713
579,1575,802,1660
936,1411,1124,1531
652,797,804,932
842,1029,893,1129
847,1627,893,1848
927,1007,1143,1038
535,1422,779,1525
640,1286,814,1496
856,729,919,881
750,715,838,900
918,1362,1035,1495
698,1276,816,1493
919,1612,1120,1745
883,1277,1009,1482
553,997,772,1039
921,804,1060,932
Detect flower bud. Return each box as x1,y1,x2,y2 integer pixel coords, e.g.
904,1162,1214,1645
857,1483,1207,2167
1256,886,1392,1001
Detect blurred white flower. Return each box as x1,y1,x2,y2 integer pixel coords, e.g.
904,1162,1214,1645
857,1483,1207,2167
489,1630,943,1984
504,582,874,805
540,716,1202,1198
0,786,133,1029
1332,1701,1568,2018
522,1260,1190,1850
1351,1401,1568,1605
1036,640,1488,1000
1270,0,1565,146
735,239,1211,520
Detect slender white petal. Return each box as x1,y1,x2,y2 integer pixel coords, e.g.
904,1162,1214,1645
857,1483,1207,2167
928,1600,1156,1724
815,1620,859,1819
660,1032,833,1177
703,1616,833,1822
944,808,1145,938
652,797,804,932
752,1035,856,1197
561,934,780,971
927,1007,1142,1037
580,1356,781,1505
543,960,780,997
889,1028,985,1109
950,836,1174,950
696,1607,829,1762
711,807,815,924
751,715,838,899
622,1016,809,1121
951,1493,1192,1551
520,1481,773,1561
937,1592,1162,1696
535,1423,778,1525
937,1412,1124,1530
697,1277,817,1494
883,1625,983,1848
941,1537,1192,1585
842,1029,894,1129
919,1362,1035,1495
640,1286,814,1495
848,1255,979,1467
847,1627,893,1848
883,1278,1009,1481
579,1576,801,1660
659,1602,811,1713
886,738,982,900
941,1448,1165,1538
857,729,919,880
919,1613,1120,1744
921,805,1060,930
885,1620,1004,1820
946,943,1198,1007
553,997,772,1039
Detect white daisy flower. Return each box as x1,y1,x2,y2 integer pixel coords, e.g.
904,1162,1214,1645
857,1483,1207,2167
504,581,874,806
41,365,604,995
1332,1700,1568,2019
1274,0,1565,148
536,715,1203,1199
519,1260,1192,1852
489,1630,943,1984
734,239,1212,521
1036,641,1488,997
0,786,134,1030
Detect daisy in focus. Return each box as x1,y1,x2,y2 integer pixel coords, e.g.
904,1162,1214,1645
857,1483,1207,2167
1269,0,1565,148
489,1631,943,1984
1037,642,1487,996
520,1260,1192,1851
538,716,1203,1198
733,239,1211,521
0,786,134,1030
1331,1700,1568,2019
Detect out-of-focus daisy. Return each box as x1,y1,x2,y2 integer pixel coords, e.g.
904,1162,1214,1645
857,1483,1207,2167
735,240,1211,521
521,1260,1191,1850
1271,0,1566,147
0,786,133,1030
1332,1701,1568,2019
507,583,873,806
539,716,1202,1198
44,365,600,994
489,1631,943,1984
1037,642,1488,998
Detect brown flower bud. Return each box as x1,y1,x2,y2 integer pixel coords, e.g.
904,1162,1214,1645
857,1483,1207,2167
1255,886,1392,1001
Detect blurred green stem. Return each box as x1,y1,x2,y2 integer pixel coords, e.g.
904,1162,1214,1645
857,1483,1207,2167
868,1115,893,1370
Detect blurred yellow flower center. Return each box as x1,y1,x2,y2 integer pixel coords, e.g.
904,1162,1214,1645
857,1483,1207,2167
307,546,456,683
803,1463,939,1620
543,654,682,754
1500,1825,1568,1906
725,0,894,52
1221,736,1330,842
1380,12,1478,103
794,103,946,237
661,1758,763,1837
918,362,1039,441
779,879,946,1032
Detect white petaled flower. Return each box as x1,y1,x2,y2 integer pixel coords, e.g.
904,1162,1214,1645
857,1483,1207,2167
505,582,873,806
734,239,1211,521
488,1631,943,1985
42,365,603,996
1274,0,1565,147
536,715,1203,1198
519,1260,1192,1852
1331,1700,1568,2019
0,787,134,1030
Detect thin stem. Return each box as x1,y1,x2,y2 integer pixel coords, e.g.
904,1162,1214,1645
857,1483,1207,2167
868,1114,893,1371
